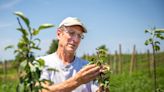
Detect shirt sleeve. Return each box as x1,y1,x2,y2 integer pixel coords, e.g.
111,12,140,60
91,81,99,92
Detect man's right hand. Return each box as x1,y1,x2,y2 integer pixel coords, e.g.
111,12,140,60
74,64,101,85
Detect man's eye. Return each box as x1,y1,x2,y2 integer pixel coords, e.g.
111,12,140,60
68,31,75,35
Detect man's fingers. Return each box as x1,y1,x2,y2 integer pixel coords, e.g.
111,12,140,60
84,65,100,76
82,64,97,71
75,64,101,84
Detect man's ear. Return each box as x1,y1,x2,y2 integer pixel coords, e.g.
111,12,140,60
57,29,62,40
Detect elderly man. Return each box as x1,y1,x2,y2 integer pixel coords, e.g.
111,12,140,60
40,17,102,92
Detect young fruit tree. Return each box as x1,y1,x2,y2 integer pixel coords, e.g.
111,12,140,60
13,11,54,92
89,45,111,92
145,28,164,92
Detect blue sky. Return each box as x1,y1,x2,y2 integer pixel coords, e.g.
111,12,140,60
0,0,164,60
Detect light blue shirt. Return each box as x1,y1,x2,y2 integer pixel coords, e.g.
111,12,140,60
40,52,98,92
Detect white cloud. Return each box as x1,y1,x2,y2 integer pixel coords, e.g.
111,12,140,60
0,22,14,28
0,0,22,11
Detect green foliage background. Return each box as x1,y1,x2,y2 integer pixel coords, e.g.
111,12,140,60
46,39,58,54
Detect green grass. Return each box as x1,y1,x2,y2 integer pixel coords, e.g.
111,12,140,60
109,52,164,92
110,72,153,92
110,68,164,92
0,79,18,92
0,62,18,92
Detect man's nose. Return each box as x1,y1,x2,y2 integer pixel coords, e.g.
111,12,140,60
71,34,81,42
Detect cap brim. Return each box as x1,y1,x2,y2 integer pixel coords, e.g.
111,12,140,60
63,24,87,33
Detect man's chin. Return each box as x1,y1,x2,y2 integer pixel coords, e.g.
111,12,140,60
68,49,75,52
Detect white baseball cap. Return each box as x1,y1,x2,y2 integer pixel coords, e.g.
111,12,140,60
59,17,87,33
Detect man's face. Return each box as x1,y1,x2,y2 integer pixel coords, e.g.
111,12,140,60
57,25,84,54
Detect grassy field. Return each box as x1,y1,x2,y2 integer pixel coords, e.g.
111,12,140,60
109,52,164,92
0,52,164,92
0,61,18,92
110,62,164,92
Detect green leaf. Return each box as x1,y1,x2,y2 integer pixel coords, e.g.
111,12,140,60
32,29,39,35
33,24,54,35
14,11,30,28
34,85,44,91
145,30,149,33
34,38,41,46
153,45,160,51
29,62,36,72
18,40,26,48
155,29,164,33
32,46,41,50
160,36,164,40
17,28,28,36
20,60,27,69
156,33,164,40
4,45,14,51
148,38,153,44
38,24,54,31
29,39,41,50
145,39,151,45
37,59,45,66
22,35,29,43
155,41,160,45
14,49,21,54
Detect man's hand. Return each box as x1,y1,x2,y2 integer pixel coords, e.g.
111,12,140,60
74,64,101,85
